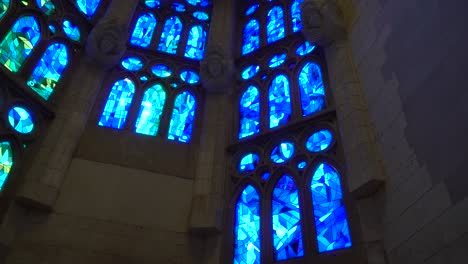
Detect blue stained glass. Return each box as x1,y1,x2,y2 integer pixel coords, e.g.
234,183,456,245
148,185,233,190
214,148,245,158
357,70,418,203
98,78,135,129
234,185,261,264
130,13,157,48
306,129,333,152
145,0,160,8
76,0,101,17
296,41,316,56
27,43,68,100
48,24,56,34
8,106,34,134
121,57,143,71
268,53,286,68
239,86,260,139
239,153,260,172
291,0,304,32
297,161,307,169
272,175,304,261
299,62,326,116
37,0,55,15
0,0,10,20
135,84,166,136
168,91,196,143
151,64,172,78
0,141,13,191
269,75,291,128
261,172,271,181
266,6,285,44
242,19,259,55
0,16,40,73
158,16,183,54
180,70,199,84
241,65,260,80
245,4,259,15
270,142,295,164
311,163,352,252
186,0,209,6
172,2,186,12
140,75,148,82
185,25,206,60
193,11,209,21
63,20,81,41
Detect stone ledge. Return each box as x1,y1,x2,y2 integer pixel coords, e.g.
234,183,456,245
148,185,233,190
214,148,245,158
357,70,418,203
16,180,59,212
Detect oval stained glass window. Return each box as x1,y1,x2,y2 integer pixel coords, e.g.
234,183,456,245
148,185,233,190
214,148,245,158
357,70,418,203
186,0,209,6
180,70,199,84
145,0,160,8
121,57,143,71
261,171,271,181
297,161,307,169
268,53,286,68
245,4,259,15
0,141,13,191
239,153,260,172
151,64,172,78
241,65,260,80
270,142,295,164
48,24,56,34
76,0,102,17
193,11,209,21
296,41,316,56
62,20,80,41
306,129,333,152
172,2,186,12
8,106,34,134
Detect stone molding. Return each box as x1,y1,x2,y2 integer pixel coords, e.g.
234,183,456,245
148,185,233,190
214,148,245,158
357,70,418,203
200,45,234,94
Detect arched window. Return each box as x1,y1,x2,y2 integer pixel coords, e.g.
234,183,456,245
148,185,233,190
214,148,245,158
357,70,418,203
26,43,69,100
158,16,183,54
98,78,135,129
239,86,260,139
299,62,326,116
76,0,102,17
130,13,157,48
266,6,285,44
135,83,166,136
291,0,304,32
0,141,13,191
167,90,196,143
272,175,304,261
185,25,207,60
0,15,40,73
269,74,291,128
242,19,260,55
0,0,10,20
234,185,261,264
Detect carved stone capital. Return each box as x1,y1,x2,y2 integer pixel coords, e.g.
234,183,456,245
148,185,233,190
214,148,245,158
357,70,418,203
86,18,127,69
301,0,347,46
200,45,234,93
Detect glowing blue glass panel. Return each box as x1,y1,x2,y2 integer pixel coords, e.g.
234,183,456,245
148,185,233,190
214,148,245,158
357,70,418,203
145,0,160,8
272,175,304,261
140,75,148,82
299,62,326,116
234,185,261,264
245,4,259,15
193,11,209,21
291,0,304,32
239,86,260,139
239,153,260,172
268,53,286,68
298,161,307,169
27,43,68,100
0,141,13,191
180,70,199,84
0,0,10,20
151,64,172,78
270,142,294,164
266,6,285,44
130,13,157,48
8,106,34,134
261,172,271,181
49,24,56,34
242,19,259,55
306,129,333,152
158,16,183,54
121,57,143,71
311,163,352,252
186,0,209,6
185,25,206,60
296,41,316,56
36,0,55,15
172,2,186,12
269,75,291,128
76,0,101,17
63,20,81,41
135,84,166,136
168,91,196,143
0,16,40,73
98,78,135,129
241,65,259,80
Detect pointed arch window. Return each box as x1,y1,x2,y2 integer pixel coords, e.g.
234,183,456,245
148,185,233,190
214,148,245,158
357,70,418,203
291,0,304,32
0,0,10,20
242,19,260,55
130,13,157,48
135,83,166,136
299,62,326,116
184,25,207,60
158,16,183,54
266,6,285,44
76,0,102,17
269,74,292,128
239,86,260,139
167,90,196,143
0,141,13,191
99,78,135,129
0,15,41,73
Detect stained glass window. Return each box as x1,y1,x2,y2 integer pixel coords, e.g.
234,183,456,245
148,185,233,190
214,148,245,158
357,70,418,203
239,153,260,172
291,0,304,32
0,141,13,191
272,175,304,261
306,130,333,152
167,91,196,143
245,4,259,15
268,53,286,68
135,84,166,136
27,43,68,100
269,75,291,128
299,62,326,116
296,41,315,56
121,57,143,71
311,163,352,252
270,142,295,164
242,19,260,55
63,20,81,41
193,11,209,21
180,70,199,84
185,25,206,60
151,64,172,78
266,6,285,44
158,16,183,54
8,106,34,134
0,16,41,73
241,65,260,80
239,86,260,139
130,13,157,48
36,0,55,15
145,0,160,8
0,0,10,20
234,185,261,264
76,0,102,17
98,78,135,129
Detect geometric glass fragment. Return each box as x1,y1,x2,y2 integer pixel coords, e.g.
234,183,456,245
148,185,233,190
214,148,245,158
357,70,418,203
266,6,285,44
8,106,34,134
135,84,166,136
145,0,160,8
193,11,209,21
167,91,196,143
269,75,291,128
296,41,316,56
238,153,260,173
121,57,143,71
291,0,304,32
272,175,304,261
306,129,333,152
297,161,307,169
245,4,259,15
239,86,260,139
130,13,157,48
0,141,13,191
76,0,101,17
158,16,183,54
36,0,55,15
172,2,186,12
299,62,326,116
270,142,295,164
151,64,172,78
62,20,81,41
48,24,56,34
0,0,10,20
261,171,271,181
98,78,135,129
180,70,199,84
242,19,260,55
268,53,286,68
241,65,260,80
184,25,206,60
186,0,209,6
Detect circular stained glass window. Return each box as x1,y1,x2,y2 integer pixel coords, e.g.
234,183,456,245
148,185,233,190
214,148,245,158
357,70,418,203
180,70,200,84
145,0,160,8
121,57,143,71
63,20,81,42
306,129,333,152
297,161,307,169
193,11,209,21
270,142,295,164
296,41,316,56
239,153,260,172
241,65,260,80
268,53,287,68
8,106,34,134
151,64,172,78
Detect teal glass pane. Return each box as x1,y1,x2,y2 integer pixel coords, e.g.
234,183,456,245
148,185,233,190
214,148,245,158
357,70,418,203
242,19,259,55
239,86,260,139
145,0,160,8
48,24,56,34
121,57,143,71
76,0,101,17
269,75,291,128
130,13,157,48
0,0,10,20
297,161,307,169
0,141,13,191
311,163,352,252
36,0,55,15
168,91,196,143
172,2,186,12
27,43,68,100
270,142,294,164
234,185,261,264
266,6,285,44
140,75,148,82
186,0,209,6
193,11,209,21
296,41,315,56
185,25,206,60
239,153,259,172
98,78,135,129
299,62,326,116
245,4,259,15
241,65,260,80
268,53,286,68
135,84,166,136
0,16,40,73
306,129,333,152
272,175,304,261
291,0,304,32
158,16,183,54
8,106,34,134
180,70,199,84
63,20,81,41
151,64,172,78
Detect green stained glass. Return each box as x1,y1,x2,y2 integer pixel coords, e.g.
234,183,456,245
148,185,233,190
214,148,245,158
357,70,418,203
36,0,56,15
0,141,13,191
0,0,10,20
135,84,166,136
